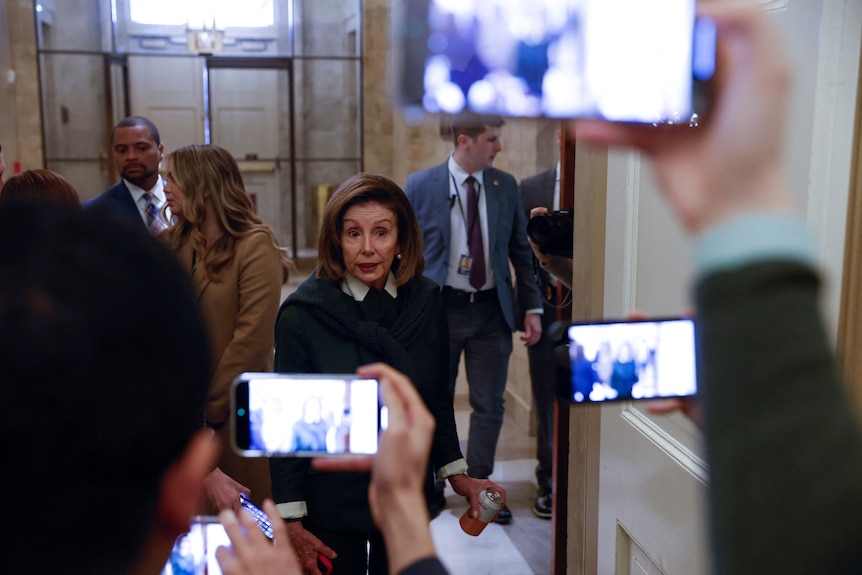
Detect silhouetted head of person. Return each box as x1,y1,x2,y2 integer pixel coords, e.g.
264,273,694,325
0,168,82,209
0,203,213,574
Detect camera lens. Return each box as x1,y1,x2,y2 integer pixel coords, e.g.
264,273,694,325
527,209,573,258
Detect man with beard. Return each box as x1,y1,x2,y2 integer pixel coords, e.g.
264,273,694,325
85,116,169,234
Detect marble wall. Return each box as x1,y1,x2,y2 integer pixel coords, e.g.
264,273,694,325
1,0,43,174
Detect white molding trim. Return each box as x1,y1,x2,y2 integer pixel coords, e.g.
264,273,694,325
749,0,788,11
622,152,641,312
620,403,709,485
804,0,862,336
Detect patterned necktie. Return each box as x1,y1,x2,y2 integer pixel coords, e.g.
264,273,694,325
143,193,168,235
466,176,486,290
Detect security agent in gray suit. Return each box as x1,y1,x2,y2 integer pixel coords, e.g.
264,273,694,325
405,113,543,524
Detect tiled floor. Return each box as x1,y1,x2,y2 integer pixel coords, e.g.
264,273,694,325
431,392,553,575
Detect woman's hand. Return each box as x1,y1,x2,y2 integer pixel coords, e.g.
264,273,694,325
216,500,301,575
448,474,507,520
203,467,249,513
284,521,337,575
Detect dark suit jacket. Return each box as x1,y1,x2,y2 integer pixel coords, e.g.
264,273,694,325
399,558,449,575
404,161,542,331
518,167,558,329
84,181,145,228
698,261,862,574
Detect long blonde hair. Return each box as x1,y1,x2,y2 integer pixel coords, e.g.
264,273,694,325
161,144,291,283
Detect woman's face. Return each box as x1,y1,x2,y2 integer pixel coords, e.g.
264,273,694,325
163,158,186,218
339,201,401,290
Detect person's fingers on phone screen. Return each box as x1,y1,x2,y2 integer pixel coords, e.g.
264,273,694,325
217,510,247,567
215,544,240,574
239,507,269,544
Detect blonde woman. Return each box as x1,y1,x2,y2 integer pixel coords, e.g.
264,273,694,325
162,144,291,512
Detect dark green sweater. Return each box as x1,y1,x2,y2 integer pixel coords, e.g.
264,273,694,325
698,262,862,574
269,273,461,531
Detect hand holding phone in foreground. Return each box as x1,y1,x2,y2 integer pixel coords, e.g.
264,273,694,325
622,310,703,427
216,500,300,575
571,2,795,236
314,362,439,573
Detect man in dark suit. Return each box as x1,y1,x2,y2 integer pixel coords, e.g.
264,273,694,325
518,153,561,519
405,113,543,523
85,115,168,233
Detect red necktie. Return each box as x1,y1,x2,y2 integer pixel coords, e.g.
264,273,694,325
466,176,485,290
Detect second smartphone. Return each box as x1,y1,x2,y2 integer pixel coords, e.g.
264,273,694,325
396,0,716,122
562,317,697,404
231,373,387,457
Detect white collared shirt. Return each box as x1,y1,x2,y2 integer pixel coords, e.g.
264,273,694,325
445,155,494,292
125,178,171,225
341,272,399,301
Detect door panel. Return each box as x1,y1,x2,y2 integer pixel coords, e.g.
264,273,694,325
128,55,205,152
209,67,288,246
595,152,708,575
210,68,280,158
589,2,860,573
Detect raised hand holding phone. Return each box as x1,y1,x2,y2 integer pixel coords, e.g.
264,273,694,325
216,500,301,575
571,3,794,235
231,373,385,458
563,317,697,404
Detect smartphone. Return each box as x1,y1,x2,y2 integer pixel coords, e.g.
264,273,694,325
231,373,387,457
396,0,715,122
161,516,230,575
239,494,274,540
562,317,697,403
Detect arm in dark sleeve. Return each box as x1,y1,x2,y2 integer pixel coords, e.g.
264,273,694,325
268,304,312,514
508,183,543,312
425,290,463,469
697,261,862,574
398,557,450,575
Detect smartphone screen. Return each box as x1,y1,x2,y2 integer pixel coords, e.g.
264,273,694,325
162,516,229,575
232,373,386,457
397,0,713,122
563,318,697,403
240,494,274,540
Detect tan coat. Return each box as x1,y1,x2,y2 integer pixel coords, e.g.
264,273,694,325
177,230,284,505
